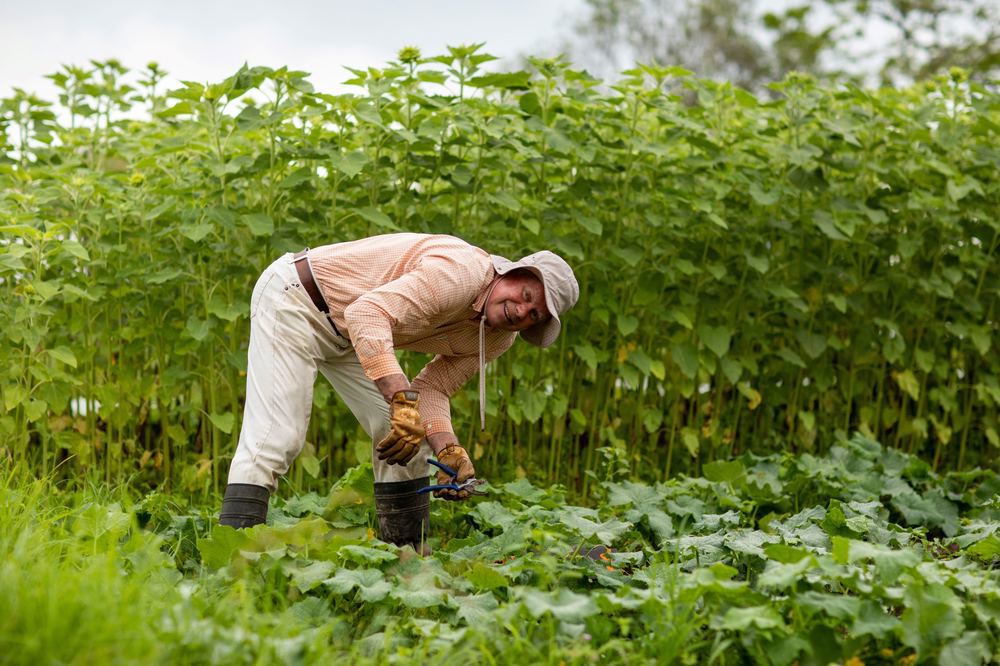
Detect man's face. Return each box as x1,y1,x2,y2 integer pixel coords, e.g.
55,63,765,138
484,271,550,332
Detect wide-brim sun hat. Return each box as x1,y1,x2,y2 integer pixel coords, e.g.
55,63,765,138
491,250,579,347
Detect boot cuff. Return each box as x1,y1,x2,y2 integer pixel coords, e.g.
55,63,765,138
219,483,269,528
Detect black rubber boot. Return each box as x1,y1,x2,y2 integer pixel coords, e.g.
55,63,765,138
219,483,269,528
374,477,430,551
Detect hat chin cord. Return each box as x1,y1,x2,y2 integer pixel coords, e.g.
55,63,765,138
478,277,503,430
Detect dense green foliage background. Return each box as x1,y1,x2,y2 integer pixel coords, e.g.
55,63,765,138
1,49,997,495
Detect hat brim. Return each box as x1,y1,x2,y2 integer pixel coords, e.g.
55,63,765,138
521,316,561,348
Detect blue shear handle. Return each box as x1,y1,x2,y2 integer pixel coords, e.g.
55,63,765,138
418,483,462,494
427,457,458,478
419,458,463,493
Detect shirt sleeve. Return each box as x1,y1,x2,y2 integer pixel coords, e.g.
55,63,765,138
343,255,483,381
410,334,516,437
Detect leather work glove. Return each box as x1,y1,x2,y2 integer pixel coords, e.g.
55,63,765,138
434,444,476,500
375,390,425,465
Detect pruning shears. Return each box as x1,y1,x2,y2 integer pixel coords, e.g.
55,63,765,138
418,458,487,496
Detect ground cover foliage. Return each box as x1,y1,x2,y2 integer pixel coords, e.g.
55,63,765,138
1,48,998,496
1,435,997,664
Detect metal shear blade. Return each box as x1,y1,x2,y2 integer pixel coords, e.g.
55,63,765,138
419,458,488,495
419,478,488,495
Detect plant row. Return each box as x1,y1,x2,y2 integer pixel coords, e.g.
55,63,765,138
0,50,997,492
2,435,997,663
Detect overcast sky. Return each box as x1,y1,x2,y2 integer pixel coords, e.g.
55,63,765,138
2,0,582,100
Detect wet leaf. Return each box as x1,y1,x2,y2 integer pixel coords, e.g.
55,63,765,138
521,588,598,622
46,346,78,368
454,592,500,627
464,562,507,591
24,398,48,422
503,478,547,503
795,330,826,359
893,369,920,401
61,240,90,261
340,544,398,565
672,342,699,378
559,513,630,543
197,525,251,569
208,411,234,434
850,600,899,638
703,460,744,483
179,223,214,242
147,268,184,284
901,583,964,655
242,212,274,237
831,536,920,583
328,150,368,177
616,314,639,337
939,631,992,665
324,568,391,602
185,316,211,341
777,348,806,368
757,557,815,590
697,325,732,358
354,207,398,230
284,559,335,593
717,605,783,631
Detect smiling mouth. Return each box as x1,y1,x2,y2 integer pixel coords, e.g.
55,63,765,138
504,302,514,326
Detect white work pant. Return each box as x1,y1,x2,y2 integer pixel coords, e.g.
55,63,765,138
227,253,431,491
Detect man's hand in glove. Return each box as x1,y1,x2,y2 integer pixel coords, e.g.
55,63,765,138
375,390,425,465
434,444,476,500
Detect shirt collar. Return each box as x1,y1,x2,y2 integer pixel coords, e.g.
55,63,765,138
472,271,501,314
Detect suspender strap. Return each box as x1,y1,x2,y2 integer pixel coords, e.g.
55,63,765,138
293,248,344,338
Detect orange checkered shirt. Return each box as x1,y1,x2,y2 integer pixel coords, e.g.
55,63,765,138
309,233,517,438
